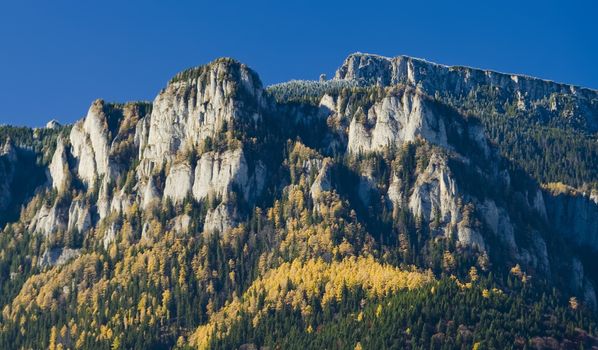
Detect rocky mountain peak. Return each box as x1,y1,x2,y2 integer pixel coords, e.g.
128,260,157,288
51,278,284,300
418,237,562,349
168,57,263,92
45,119,61,129
69,99,112,187
139,58,266,176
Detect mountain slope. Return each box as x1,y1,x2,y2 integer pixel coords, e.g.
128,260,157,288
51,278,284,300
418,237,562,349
0,54,597,349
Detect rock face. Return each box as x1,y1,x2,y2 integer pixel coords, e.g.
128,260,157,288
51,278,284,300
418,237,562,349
193,149,250,201
346,89,448,154
69,99,111,188
171,214,191,234
39,247,81,268
406,154,467,242
28,204,67,237
128,59,269,236
67,200,92,233
320,86,490,161
204,203,237,235
163,149,252,204
164,161,194,203
139,58,265,178
49,137,69,192
310,159,333,201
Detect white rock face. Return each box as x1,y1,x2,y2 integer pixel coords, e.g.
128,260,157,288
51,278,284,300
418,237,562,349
110,190,133,215
347,117,370,154
310,159,333,201
96,177,113,220
103,223,119,250
164,161,194,203
407,154,460,227
346,90,448,154
387,174,404,209
49,138,69,193
160,148,255,205
69,124,96,186
456,226,486,252
67,200,91,233
69,100,111,188
405,153,485,251
1,139,17,162
131,59,267,215
139,59,264,177
82,102,111,177
204,203,237,234
319,94,336,113
193,149,248,202
28,204,67,237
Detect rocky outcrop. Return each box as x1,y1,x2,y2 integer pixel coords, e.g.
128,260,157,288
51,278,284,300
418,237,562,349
319,86,489,159
102,223,119,250
478,199,517,253
161,148,262,205
38,247,81,268
347,90,448,153
204,203,237,235
192,149,249,201
139,58,265,178
164,161,194,203
403,153,487,250
131,59,269,221
110,190,134,215
28,203,67,237
49,138,69,193
69,100,111,188
310,159,333,201
405,154,459,226
67,200,92,233
45,120,62,129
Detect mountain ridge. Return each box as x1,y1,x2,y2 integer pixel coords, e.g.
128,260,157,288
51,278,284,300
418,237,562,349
338,52,598,93
0,53,597,349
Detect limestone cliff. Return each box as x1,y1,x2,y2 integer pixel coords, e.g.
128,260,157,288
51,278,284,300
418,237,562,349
335,53,598,132
2,53,598,321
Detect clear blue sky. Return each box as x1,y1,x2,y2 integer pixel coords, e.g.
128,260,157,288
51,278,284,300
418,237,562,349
1,0,596,127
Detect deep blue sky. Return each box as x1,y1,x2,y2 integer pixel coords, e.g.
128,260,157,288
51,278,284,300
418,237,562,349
1,0,596,127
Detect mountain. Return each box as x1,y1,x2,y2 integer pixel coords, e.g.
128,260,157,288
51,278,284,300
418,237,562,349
0,54,597,349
